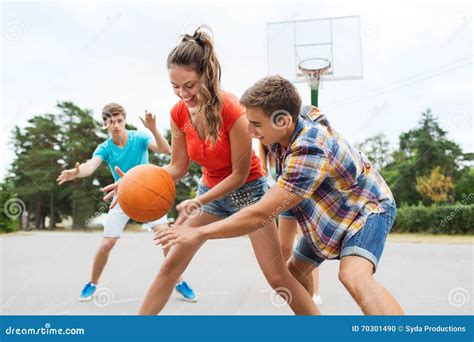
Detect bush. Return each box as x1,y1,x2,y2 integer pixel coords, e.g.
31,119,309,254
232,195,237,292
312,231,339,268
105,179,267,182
0,218,18,233
0,184,19,233
392,203,474,235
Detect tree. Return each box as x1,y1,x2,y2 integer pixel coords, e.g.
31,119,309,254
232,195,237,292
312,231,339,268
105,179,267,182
455,167,474,202
416,166,454,205
8,102,110,229
56,101,114,228
383,109,464,205
9,114,63,229
398,109,462,177
357,133,392,171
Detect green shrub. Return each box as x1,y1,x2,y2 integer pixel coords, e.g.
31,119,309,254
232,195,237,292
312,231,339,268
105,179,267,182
392,203,474,235
0,185,20,233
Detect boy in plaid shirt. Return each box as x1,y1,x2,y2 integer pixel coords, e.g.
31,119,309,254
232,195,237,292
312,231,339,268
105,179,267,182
155,75,403,315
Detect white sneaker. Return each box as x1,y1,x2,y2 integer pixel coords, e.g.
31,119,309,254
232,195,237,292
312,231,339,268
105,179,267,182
313,295,323,305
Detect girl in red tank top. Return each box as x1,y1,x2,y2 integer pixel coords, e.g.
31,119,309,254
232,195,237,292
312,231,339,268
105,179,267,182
128,26,317,316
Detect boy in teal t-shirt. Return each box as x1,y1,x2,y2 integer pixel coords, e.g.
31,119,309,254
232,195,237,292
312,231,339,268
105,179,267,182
57,103,197,303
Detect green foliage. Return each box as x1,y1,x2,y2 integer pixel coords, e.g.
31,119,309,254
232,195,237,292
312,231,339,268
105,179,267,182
377,109,465,205
415,166,454,205
7,102,115,228
455,167,474,202
0,181,19,233
55,102,114,228
393,203,474,235
8,113,64,229
357,133,392,171
7,102,202,229
6,102,472,230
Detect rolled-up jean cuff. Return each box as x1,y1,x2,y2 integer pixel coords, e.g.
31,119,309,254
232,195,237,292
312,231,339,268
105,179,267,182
340,246,379,272
292,248,323,267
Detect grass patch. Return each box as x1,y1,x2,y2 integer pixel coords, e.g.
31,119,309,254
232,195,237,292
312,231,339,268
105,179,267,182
387,233,473,244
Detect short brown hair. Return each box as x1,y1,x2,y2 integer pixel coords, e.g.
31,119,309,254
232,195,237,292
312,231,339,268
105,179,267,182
240,75,302,121
102,103,126,122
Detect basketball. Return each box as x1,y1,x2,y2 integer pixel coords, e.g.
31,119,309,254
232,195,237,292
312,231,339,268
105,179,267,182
117,164,175,222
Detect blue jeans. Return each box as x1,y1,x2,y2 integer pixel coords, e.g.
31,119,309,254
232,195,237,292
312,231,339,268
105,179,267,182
197,177,268,217
280,209,296,219
293,201,397,272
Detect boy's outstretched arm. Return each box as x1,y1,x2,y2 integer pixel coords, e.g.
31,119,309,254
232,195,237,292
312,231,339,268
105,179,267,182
140,110,171,154
154,184,304,249
56,156,102,185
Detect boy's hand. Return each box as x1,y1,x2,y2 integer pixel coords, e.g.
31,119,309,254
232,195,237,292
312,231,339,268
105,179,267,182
139,110,157,132
153,224,205,249
101,166,125,208
57,162,80,185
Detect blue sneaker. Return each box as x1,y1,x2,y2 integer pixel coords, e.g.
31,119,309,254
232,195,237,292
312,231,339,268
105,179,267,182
175,281,198,302
78,282,96,302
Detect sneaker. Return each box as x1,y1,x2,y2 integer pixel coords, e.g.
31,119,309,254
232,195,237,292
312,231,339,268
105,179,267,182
78,282,97,302
313,294,323,305
175,281,198,302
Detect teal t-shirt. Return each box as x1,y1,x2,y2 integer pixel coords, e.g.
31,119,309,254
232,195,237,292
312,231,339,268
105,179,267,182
93,130,152,181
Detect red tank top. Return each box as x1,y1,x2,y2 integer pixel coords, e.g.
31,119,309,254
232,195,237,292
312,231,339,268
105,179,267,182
171,92,263,188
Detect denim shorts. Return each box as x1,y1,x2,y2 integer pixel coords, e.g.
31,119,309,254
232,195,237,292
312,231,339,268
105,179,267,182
280,209,296,220
293,201,397,272
197,176,268,217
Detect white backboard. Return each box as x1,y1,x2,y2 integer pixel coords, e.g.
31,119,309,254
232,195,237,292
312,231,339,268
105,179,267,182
267,16,363,83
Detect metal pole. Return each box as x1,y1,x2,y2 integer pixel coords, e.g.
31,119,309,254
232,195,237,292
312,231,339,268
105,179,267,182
311,87,319,107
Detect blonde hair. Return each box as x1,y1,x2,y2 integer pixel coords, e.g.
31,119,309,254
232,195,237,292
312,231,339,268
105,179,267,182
167,25,223,145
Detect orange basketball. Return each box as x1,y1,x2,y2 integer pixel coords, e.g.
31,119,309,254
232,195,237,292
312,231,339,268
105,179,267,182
117,164,175,223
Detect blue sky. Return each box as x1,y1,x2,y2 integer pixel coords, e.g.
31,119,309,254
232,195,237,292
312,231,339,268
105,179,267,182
1,0,472,180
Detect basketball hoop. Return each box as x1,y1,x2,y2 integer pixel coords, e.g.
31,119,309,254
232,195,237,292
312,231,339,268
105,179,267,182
267,16,362,107
298,58,331,90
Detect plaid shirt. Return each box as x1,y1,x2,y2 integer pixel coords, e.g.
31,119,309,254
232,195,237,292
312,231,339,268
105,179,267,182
270,106,394,260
